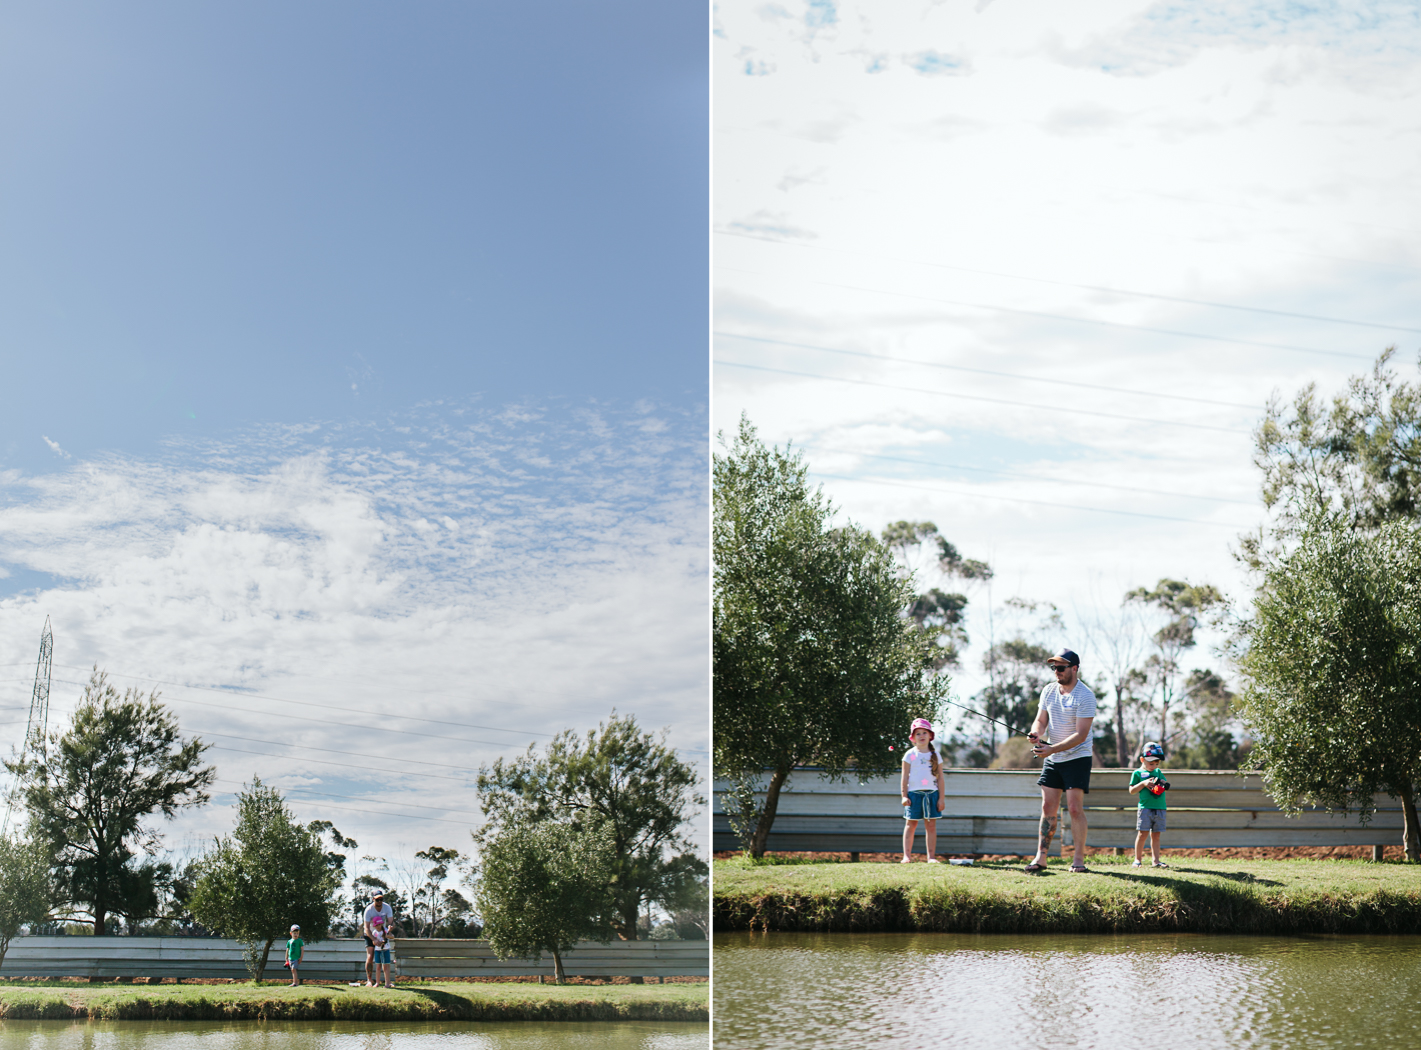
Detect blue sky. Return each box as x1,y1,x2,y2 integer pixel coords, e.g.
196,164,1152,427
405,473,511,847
0,3,708,872
714,0,1421,735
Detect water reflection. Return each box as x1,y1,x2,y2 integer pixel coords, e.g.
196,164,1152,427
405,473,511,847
0,1021,707,1050
714,932,1421,1050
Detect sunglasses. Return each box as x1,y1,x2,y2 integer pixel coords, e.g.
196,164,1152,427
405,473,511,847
1048,664,1074,672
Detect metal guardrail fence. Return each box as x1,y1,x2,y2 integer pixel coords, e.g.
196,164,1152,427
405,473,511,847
713,769,1404,855
0,937,709,980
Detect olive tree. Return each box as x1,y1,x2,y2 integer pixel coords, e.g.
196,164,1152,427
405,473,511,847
1243,347,1421,571
0,835,52,967
476,714,704,943
474,821,614,984
714,416,947,856
188,779,347,979
1236,518,1421,861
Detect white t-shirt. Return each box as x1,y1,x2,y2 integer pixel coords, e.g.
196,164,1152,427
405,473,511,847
902,747,940,792
1037,681,1097,764
363,902,394,935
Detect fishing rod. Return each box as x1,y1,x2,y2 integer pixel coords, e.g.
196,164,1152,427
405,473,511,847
940,696,1037,740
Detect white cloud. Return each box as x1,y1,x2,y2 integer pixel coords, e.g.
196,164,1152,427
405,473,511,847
0,399,709,860
714,0,1421,715
41,436,70,460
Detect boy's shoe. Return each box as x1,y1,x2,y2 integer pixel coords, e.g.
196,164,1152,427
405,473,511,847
1131,859,1142,867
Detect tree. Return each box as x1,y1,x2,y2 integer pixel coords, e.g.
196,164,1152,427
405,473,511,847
1243,347,1421,570
1235,518,1421,861
972,638,1053,764
0,835,52,967
476,713,705,943
408,846,473,937
714,417,947,857
1126,579,1223,744
5,669,215,934
1169,670,1243,769
187,779,347,979
882,520,991,670
475,821,614,984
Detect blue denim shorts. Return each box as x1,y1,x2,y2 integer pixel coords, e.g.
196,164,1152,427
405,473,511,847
903,789,940,821
372,948,392,965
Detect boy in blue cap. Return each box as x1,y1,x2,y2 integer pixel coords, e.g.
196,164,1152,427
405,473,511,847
1129,741,1170,868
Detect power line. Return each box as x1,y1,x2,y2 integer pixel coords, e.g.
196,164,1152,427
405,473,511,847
51,664,551,740
211,778,479,827
208,745,472,784
717,360,1249,435
800,446,1258,507
43,675,535,752
717,260,1376,363
718,228,1421,335
48,664,709,757
715,332,1262,411
810,471,1250,530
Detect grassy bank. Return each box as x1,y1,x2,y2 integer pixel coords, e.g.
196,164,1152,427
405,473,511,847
714,855,1421,935
0,981,708,1022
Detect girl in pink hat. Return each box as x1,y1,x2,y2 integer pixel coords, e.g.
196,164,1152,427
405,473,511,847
900,718,945,863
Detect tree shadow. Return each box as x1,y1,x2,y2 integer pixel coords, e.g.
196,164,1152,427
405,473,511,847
1089,868,1283,888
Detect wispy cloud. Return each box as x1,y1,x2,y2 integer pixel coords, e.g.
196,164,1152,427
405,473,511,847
0,398,708,856
41,437,71,460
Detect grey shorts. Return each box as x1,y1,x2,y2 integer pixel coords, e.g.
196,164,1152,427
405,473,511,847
1136,807,1166,833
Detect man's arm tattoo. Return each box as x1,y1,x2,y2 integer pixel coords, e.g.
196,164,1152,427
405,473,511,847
1038,815,1057,855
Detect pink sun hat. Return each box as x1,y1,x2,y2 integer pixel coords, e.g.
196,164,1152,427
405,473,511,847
909,717,935,741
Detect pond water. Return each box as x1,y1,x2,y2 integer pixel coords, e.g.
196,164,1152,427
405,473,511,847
714,931,1421,1050
0,1021,707,1049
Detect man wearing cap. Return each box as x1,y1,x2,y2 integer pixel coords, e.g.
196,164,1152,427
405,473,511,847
361,892,396,986
1023,648,1097,874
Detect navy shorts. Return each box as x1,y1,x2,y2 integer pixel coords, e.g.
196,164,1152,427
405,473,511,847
1037,756,1092,793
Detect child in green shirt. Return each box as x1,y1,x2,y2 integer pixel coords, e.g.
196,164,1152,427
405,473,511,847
286,925,304,987
1128,742,1170,868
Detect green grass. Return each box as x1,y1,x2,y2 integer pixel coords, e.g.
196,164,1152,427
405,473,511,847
0,980,708,1022
714,855,1421,935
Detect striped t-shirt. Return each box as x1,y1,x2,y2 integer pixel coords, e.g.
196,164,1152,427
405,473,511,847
1037,681,1097,764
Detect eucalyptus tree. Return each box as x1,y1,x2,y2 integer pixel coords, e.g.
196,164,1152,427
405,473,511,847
1127,579,1222,745
715,417,946,857
1236,519,1421,861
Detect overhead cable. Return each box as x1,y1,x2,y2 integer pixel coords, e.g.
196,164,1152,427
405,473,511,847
716,360,1249,435
810,471,1250,530
715,332,1262,411
718,228,1421,335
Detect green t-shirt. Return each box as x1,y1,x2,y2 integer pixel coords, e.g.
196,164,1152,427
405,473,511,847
1130,766,1168,810
287,937,304,961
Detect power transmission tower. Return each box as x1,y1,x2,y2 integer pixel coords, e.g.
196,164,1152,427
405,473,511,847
2,616,53,836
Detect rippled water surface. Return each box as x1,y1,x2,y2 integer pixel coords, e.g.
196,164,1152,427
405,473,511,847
0,1021,707,1049
714,932,1421,1050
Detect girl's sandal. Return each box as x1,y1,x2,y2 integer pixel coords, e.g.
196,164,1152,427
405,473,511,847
1152,860,1170,868
1131,860,1143,868
1069,864,1091,873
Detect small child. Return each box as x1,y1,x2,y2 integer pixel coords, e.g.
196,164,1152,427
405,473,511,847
900,717,946,863
370,915,394,988
286,924,304,986
1128,741,1171,868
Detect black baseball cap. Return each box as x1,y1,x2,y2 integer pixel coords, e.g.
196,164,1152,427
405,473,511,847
1046,648,1080,667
